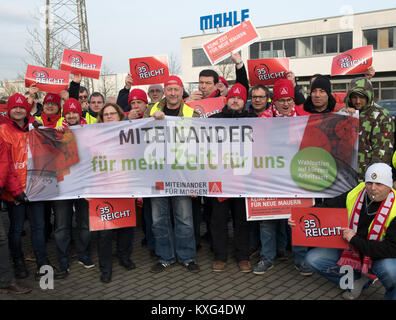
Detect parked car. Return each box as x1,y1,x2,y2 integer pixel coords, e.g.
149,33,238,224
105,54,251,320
377,99,396,118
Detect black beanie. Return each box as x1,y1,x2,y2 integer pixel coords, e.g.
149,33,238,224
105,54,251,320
311,76,331,97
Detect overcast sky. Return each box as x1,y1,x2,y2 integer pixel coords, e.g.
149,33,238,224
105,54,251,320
0,0,395,81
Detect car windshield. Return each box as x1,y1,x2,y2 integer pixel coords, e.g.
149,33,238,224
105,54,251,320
377,100,396,111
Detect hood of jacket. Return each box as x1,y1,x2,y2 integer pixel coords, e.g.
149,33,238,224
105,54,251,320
345,77,374,111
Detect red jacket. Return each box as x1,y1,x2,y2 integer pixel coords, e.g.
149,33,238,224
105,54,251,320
0,136,23,197
259,104,310,118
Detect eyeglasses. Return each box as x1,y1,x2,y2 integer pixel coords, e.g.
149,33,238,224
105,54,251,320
277,98,294,104
252,95,267,100
103,112,118,117
79,95,88,99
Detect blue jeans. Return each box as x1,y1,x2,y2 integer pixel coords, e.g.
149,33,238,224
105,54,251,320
151,197,196,264
305,247,396,300
53,199,91,270
259,219,288,263
7,201,47,266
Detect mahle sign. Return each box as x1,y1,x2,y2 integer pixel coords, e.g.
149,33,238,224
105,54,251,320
200,9,249,31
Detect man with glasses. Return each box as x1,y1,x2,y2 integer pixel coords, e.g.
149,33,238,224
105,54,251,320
147,84,164,108
78,86,89,114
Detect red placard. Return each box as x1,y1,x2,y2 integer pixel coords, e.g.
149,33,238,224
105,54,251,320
89,198,136,231
25,65,69,94
61,49,102,79
246,197,315,221
186,97,226,118
247,58,289,86
202,20,260,65
331,46,373,76
129,56,169,86
291,207,348,249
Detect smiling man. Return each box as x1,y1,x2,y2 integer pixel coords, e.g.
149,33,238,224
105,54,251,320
303,76,337,114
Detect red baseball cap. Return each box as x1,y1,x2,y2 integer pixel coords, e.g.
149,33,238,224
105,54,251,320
128,89,148,105
219,76,229,88
63,98,82,117
164,75,183,88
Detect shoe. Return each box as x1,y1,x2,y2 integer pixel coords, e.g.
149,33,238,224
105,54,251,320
13,258,29,279
0,283,32,294
253,259,274,275
212,261,226,272
119,258,136,270
150,262,172,273
183,261,200,273
238,260,252,273
100,272,112,283
78,257,95,269
54,268,70,280
295,264,314,276
25,251,36,262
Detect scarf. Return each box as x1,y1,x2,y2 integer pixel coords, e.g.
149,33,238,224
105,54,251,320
61,117,87,127
41,113,61,128
268,103,297,117
337,187,394,275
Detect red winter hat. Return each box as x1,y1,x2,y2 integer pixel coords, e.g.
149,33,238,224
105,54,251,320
164,75,183,88
43,93,61,107
63,98,82,117
227,83,247,104
219,76,229,88
7,93,31,115
128,89,148,105
273,79,294,102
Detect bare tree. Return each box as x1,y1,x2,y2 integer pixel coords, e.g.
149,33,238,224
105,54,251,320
168,52,181,75
215,62,235,81
96,64,116,100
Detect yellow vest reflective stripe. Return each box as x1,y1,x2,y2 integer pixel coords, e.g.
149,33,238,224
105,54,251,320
34,116,64,128
346,182,396,240
85,113,97,124
392,151,396,170
149,102,194,118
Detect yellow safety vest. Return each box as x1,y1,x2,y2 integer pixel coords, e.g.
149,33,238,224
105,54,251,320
346,182,396,240
35,116,64,128
392,151,396,170
85,113,97,124
149,102,195,118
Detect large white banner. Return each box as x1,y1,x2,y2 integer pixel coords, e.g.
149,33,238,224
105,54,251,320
26,113,359,201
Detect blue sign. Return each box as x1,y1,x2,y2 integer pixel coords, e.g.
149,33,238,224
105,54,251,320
200,9,249,31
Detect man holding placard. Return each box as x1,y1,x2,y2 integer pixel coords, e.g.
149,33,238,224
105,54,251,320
299,163,396,300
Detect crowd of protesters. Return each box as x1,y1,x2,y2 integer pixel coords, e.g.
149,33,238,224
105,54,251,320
0,55,396,300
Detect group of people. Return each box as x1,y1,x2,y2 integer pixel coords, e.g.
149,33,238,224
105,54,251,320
0,52,396,300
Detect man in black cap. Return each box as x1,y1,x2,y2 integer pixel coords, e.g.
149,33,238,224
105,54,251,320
303,76,336,114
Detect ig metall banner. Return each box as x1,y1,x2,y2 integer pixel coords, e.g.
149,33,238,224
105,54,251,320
26,113,359,201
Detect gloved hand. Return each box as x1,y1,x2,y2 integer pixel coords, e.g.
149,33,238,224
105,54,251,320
14,192,29,203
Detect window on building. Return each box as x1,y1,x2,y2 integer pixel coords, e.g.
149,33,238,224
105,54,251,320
326,34,338,53
297,37,311,57
339,32,353,52
312,35,324,55
250,42,259,60
192,48,210,67
260,41,272,58
284,39,296,57
363,27,395,50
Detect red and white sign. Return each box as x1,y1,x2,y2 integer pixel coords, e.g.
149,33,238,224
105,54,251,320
25,65,69,94
331,46,373,76
129,55,169,86
291,207,348,249
89,198,136,231
246,198,314,221
202,20,260,65
61,49,102,79
247,58,289,86
186,97,226,118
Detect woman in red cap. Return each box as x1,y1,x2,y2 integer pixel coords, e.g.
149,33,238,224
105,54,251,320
35,93,64,128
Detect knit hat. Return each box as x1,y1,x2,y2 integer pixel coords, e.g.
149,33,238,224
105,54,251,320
227,83,247,104
7,93,31,115
63,98,82,117
365,163,393,189
43,93,61,108
273,79,294,102
128,89,148,105
311,76,332,97
218,76,229,88
164,75,183,88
